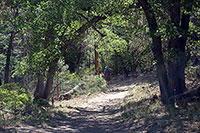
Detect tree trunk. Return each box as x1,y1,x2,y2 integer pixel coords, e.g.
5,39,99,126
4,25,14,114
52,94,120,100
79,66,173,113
139,0,170,104
167,0,192,100
176,0,193,95
176,52,187,95
4,8,18,84
4,32,14,84
139,0,193,105
42,59,58,99
168,40,187,98
94,44,99,75
34,74,44,101
153,38,170,104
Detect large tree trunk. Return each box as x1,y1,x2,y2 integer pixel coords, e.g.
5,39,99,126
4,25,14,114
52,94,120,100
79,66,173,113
176,53,187,95
167,39,187,99
153,38,170,104
34,74,44,101
139,0,170,104
176,0,193,95
156,62,170,104
42,59,58,99
167,0,192,101
139,0,193,105
4,32,14,84
167,1,182,100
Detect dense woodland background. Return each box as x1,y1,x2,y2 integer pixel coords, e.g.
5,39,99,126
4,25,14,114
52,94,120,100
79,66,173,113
0,0,200,131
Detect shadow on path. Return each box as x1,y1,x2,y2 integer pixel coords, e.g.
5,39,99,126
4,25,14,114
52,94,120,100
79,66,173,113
110,72,158,90
5,104,135,133
3,73,160,133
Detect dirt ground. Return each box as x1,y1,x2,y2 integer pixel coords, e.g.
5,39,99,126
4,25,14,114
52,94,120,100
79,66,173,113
1,74,143,132
3,73,200,133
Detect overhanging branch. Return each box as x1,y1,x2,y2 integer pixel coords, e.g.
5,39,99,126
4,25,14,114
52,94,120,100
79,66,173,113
77,13,106,37
65,15,106,48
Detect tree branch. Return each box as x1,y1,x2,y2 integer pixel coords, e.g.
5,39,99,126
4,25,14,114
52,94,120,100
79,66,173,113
77,13,106,37
65,15,106,48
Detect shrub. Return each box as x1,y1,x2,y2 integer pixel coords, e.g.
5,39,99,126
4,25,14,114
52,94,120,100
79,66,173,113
0,83,32,114
82,75,107,94
57,73,108,98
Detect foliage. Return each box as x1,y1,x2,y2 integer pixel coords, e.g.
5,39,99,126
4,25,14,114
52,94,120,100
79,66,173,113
0,83,32,128
187,17,200,56
22,104,53,125
53,69,107,99
62,72,81,91
186,65,200,79
185,64,200,90
82,75,107,94
82,23,153,75
0,0,28,84
0,83,32,113
0,0,199,129
122,79,200,132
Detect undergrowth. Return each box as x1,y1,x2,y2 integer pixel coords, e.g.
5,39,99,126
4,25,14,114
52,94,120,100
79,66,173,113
55,72,108,99
0,72,108,129
122,83,200,132
0,83,56,129
0,83,32,128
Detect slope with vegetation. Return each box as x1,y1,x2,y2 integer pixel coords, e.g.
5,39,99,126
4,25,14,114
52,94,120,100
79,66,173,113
0,0,199,132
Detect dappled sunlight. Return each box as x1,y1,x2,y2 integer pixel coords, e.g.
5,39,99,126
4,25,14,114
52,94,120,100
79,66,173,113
1,0,199,132
122,97,200,132
3,73,158,132
121,85,200,133
3,72,200,133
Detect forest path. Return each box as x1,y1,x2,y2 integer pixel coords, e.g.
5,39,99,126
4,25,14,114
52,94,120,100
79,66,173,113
7,74,157,133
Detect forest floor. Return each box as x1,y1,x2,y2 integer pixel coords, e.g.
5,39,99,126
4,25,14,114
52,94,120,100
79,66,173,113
3,72,200,133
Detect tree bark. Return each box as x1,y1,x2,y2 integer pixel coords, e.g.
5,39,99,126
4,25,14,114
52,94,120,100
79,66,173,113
139,0,170,104
43,59,59,99
94,44,99,75
4,8,18,84
167,0,192,99
176,0,193,95
139,0,193,105
59,83,83,100
4,32,14,84
167,39,187,98
34,73,44,101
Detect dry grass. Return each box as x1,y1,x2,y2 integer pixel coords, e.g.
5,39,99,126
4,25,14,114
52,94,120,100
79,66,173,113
2,72,200,132
121,73,200,133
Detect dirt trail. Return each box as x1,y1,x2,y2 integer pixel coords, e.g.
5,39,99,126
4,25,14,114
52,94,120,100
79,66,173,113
6,74,155,133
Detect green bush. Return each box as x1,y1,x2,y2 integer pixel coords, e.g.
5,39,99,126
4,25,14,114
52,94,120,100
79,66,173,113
0,83,32,113
58,73,108,98
82,75,107,94
64,73,81,86
57,72,82,96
